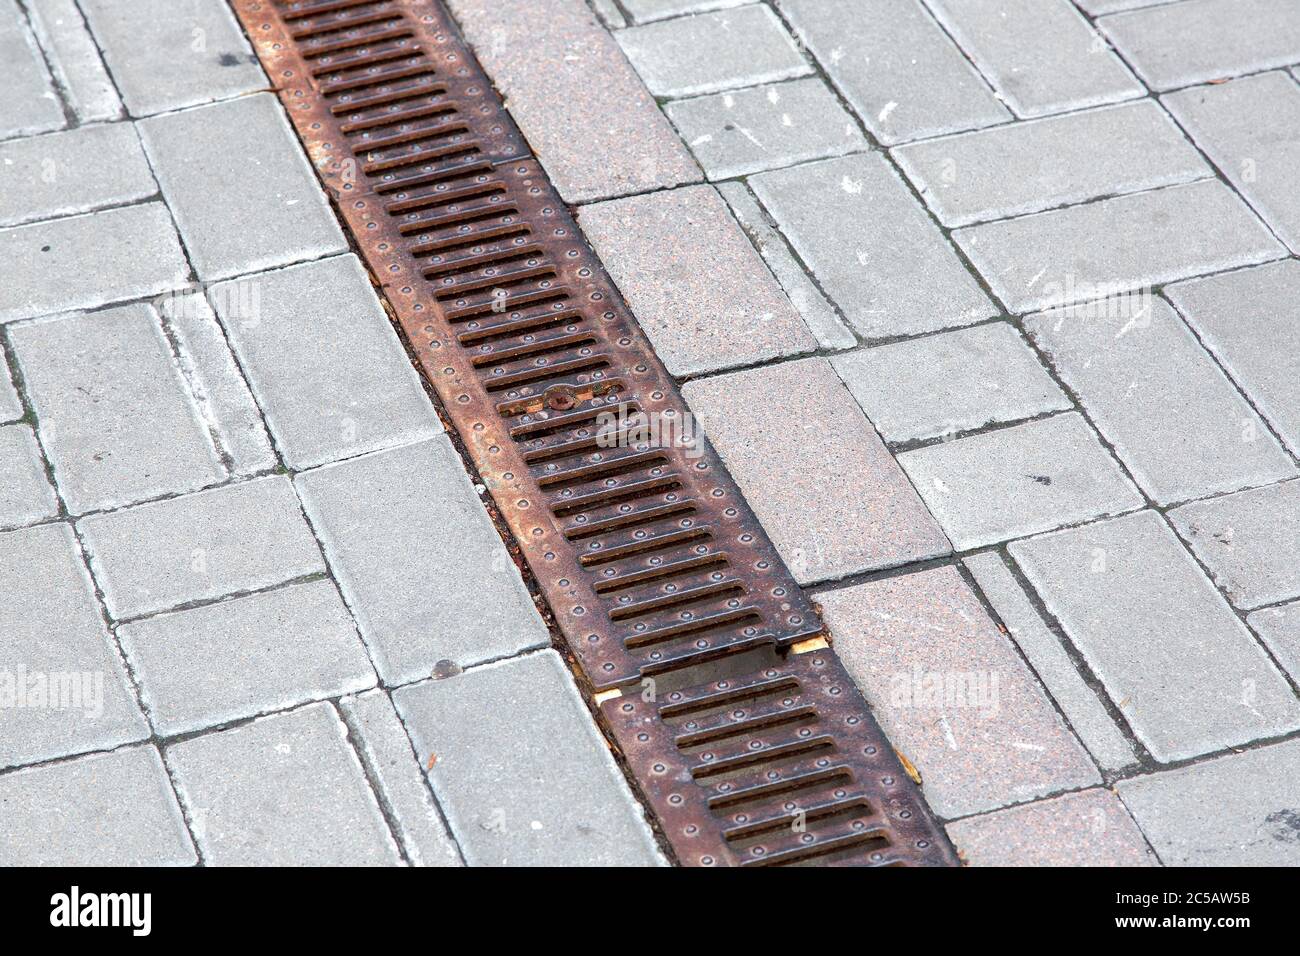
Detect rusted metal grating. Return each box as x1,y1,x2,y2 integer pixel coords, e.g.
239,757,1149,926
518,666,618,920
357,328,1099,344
233,0,957,866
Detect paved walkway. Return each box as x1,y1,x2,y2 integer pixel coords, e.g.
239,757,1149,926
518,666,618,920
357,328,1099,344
1,0,1299,867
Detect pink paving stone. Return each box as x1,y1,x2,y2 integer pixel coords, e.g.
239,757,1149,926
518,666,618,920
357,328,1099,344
578,185,817,376
946,788,1156,867
682,358,950,584
446,0,700,204
817,565,1100,819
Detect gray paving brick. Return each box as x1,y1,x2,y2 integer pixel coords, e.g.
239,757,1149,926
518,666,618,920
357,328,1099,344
617,4,810,98
26,0,123,123
0,203,188,323
1167,261,1300,457
166,702,401,866
893,100,1208,227
1165,72,1300,254
1170,480,1300,611
926,0,1142,118
0,745,195,866
139,94,345,281
448,0,700,204
899,413,1142,550
211,256,440,470
393,651,664,867
683,358,950,583
1100,0,1300,91
0,523,148,769
956,180,1285,314
623,0,752,22
752,153,996,339
157,291,276,476
295,438,549,686
1248,602,1300,686
1118,738,1300,865
1010,510,1300,762
120,581,375,737
947,789,1155,866
79,0,265,117
780,0,1011,145
965,551,1136,770
339,690,461,867
1025,297,1295,505
716,181,854,350
665,77,867,179
832,323,1071,444
0,0,63,139
77,476,325,620
0,356,20,423
578,185,816,376
10,304,224,514
818,566,1099,818
0,123,156,228
1073,0,1159,14
0,424,57,528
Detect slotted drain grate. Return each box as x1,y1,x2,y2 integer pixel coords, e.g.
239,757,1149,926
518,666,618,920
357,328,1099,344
233,0,957,867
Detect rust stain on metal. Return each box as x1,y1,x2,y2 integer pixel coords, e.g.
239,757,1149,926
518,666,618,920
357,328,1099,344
233,0,957,866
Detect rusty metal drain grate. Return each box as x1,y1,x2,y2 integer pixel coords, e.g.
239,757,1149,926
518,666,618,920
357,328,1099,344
233,0,957,867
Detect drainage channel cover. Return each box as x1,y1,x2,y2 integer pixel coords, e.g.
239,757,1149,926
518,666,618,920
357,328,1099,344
233,0,957,867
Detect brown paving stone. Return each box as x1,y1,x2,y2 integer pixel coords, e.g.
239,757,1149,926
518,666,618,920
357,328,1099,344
817,566,1100,819
447,0,700,204
682,358,950,584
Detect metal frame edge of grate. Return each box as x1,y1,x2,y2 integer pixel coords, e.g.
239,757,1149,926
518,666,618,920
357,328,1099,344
232,0,959,868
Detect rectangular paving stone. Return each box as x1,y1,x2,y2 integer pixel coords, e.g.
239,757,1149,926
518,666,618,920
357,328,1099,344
1248,602,1300,686
926,0,1143,117
716,181,855,350
1010,510,1300,762
665,77,867,179
0,424,58,528
893,100,1209,227
339,690,461,867
1100,0,1300,91
448,0,700,204
623,0,752,22
1170,480,1300,611
578,185,816,376
898,412,1142,550
0,0,63,139
10,304,224,514
0,356,21,422
1073,0,1161,14
166,702,401,866
752,153,996,339
26,0,123,123
0,745,195,866
0,123,156,227
158,290,277,476
832,323,1071,444
119,580,376,737
139,94,345,281
947,789,1155,866
818,566,1100,819
0,523,148,769
212,255,441,470
1118,737,1300,865
780,0,1011,145
79,0,265,116
294,438,549,686
1166,260,1300,457
393,651,664,867
956,179,1285,314
0,203,188,323
965,551,1137,770
617,4,810,98
1025,297,1295,504
683,358,950,583
77,476,325,620
1165,72,1300,254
